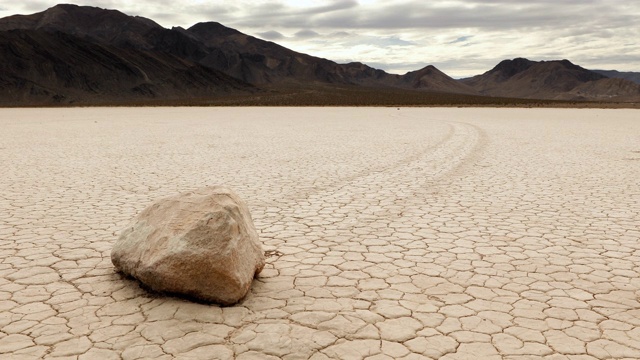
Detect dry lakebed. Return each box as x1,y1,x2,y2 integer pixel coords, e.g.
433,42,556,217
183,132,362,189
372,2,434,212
0,107,639,359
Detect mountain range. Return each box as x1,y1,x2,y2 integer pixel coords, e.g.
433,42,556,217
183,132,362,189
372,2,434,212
1,4,639,106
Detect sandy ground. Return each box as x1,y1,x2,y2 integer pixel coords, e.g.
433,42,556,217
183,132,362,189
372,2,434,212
0,107,639,360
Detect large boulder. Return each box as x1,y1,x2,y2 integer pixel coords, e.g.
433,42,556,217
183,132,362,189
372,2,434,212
111,186,265,305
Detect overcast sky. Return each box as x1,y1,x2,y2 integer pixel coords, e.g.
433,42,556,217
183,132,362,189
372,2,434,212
2,0,639,77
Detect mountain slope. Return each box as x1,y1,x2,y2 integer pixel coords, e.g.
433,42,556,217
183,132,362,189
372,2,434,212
460,58,640,100
0,29,253,105
186,21,357,84
0,4,162,48
399,65,477,94
565,78,640,101
593,70,640,85
462,58,535,94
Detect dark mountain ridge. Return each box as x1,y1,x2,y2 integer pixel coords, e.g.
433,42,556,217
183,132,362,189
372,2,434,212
460,58,640,100
0,4,638,105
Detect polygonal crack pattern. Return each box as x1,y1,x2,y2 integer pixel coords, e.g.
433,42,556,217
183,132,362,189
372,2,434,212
0,107,639,359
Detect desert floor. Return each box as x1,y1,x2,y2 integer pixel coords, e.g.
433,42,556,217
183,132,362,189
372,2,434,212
1,107,639,359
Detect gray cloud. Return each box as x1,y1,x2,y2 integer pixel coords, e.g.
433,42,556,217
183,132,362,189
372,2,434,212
295,29,320,39
228,0,358,28
351,35,416,47
448,36,473,45
329,31,351,37
298,0,357,16
8,0,53,13
309,2,629,31
257,30,286,40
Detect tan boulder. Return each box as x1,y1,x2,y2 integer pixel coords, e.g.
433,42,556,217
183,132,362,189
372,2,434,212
111,186,265,305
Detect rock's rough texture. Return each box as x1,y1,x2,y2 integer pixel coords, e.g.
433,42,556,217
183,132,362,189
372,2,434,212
111,186,265,305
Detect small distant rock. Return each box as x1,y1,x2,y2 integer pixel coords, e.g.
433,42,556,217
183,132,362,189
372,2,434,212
111,186,265,305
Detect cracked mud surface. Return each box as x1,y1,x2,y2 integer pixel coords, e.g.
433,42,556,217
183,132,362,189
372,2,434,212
1,107,639,359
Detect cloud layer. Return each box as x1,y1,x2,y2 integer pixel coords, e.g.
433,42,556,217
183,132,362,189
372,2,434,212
3,0,639,77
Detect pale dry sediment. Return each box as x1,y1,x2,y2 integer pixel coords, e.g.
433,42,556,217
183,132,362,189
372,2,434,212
0,107,639,359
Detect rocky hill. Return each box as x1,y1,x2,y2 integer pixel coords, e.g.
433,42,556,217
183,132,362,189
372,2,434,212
459,58,640,100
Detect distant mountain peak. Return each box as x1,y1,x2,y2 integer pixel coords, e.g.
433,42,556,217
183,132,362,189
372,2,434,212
188,21,242,37
461,57,616,100
491,58,535,79
0,3,163,49
50,3,87,10
421,64,439,71
0,3,162,32
39,3,144,24
401,64,478,94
